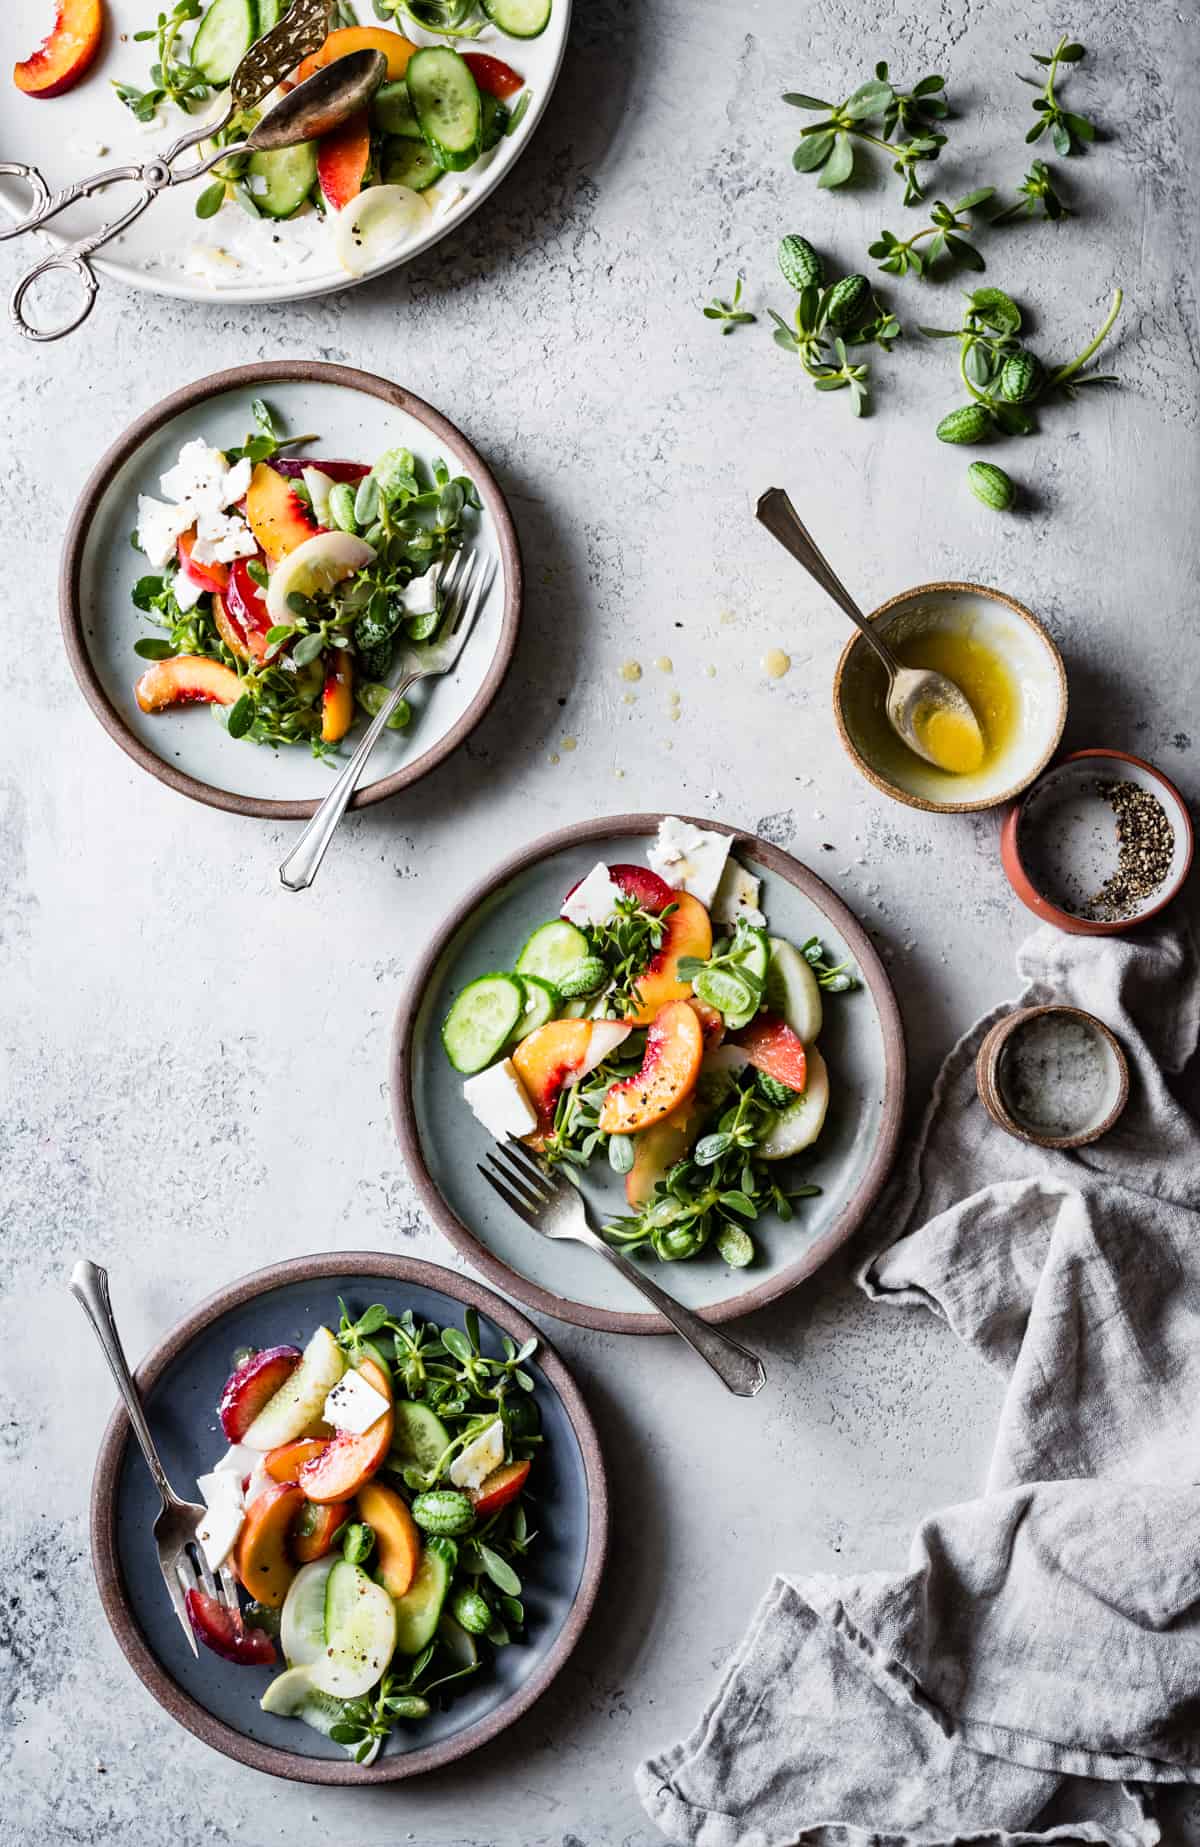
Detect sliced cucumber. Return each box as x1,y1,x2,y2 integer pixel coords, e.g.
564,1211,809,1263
694,966,755,1022
479,91,510,152
390,1400,451,1473
374,80,424,139
192,0,257,84
406,48,482,172
255,0,284,33
758,1047,830,1160
310,1561,397,1698
515,918,591,989
480,0,551,37
510,973,559,1042
719,923,770,1030
393,1536,455,1655
261,1663,321,1716
382,138,444,193
764,936,823,1045
245,141,318,219
442,973,525,1074
280,1556,336,1668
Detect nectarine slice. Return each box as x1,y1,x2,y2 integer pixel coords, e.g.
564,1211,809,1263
212,591,250,662
470,1458,530,1518
177,529,229,596
599,998,704,1135
317,109,371,211
246,461,318,563
734,1013,808,1094
511,1019,593,1145
321,650,354,743
628,892,713,1026
626,1092,708,1208
356,1479,421,1598
265,1438,328,1483
298,1359,393,1504
134,655,243,713
297,25,417,83
291,1498,349,1563
14,0,104,99
234,1481,306,1608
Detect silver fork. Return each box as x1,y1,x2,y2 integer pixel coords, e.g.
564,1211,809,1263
69,1260,244,1657
479,1144,767,1397
279,546,496,892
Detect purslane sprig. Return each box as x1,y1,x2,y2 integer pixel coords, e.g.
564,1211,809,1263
784,64,949,204
702,274,757,335
769,265,900,416
869,189,994,281
114,0,210,120
992,159,1072,224
1017,36,1096,155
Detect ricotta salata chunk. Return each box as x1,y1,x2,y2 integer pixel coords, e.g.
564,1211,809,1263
464,1058,538,1142
449,1418,505,1491
561,861,621,928
647,818,732,910
323,1369,391,1436
195,1469,246,1570
136,440,256,573
712,858,765,928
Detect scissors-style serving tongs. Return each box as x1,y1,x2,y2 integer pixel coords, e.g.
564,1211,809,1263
0,0,378,342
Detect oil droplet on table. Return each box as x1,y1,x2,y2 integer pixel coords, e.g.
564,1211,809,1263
619,660,642,683
720,610,737,626
654,656,673,673
561,736,577,752
763,649,791,680
621,692,637,705
705,664,717,678
548,752,560,765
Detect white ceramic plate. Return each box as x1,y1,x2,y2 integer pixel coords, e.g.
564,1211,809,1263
60,361,522,816
2,1,570,305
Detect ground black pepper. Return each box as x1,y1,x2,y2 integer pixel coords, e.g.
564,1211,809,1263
1083,781,1175,921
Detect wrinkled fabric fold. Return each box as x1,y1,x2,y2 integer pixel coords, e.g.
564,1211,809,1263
638,922,1200,1847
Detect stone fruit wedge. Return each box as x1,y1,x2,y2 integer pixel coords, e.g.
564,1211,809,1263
757,1047,830,1159
511,1019,592,1145
356,1479,421,1597
265,531,376,626
246,461,319,563
14,0,104,97
318,109,372,210
299,1356,393,1503
241,1325,346,1452
297,23,417,82
219,1345,301,1442
626,1090,708,1208
599,998,704,1135
627,893,713,1026
733,1013,808,1095
234,1480,306,1607
134,656,242,713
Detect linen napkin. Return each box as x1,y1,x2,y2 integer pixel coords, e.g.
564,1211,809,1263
636,920,1200,1847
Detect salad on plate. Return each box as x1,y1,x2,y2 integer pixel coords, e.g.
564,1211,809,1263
441,819,858,1269
128,398,480,757
186,1298,542,1764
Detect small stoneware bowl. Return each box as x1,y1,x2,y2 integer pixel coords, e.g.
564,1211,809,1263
90,1252,607,1785
833,582,1067,813
975,1003,1129,1149
60,361,522,819
1000,749,1194,934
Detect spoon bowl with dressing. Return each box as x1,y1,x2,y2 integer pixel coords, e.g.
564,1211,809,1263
756,489,985,775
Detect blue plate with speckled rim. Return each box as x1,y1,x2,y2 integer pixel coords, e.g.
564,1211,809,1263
89,1252,607,1785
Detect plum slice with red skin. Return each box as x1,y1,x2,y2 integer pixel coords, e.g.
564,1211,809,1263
562,862,676,915
269,458,371,484
185,1589,276,1666
218,1345,301,1442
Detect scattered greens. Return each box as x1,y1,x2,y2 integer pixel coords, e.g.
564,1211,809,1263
582,894,679,1020
1017,36,1097,155
993,159,1071,224
869,189,994,281
114,1,210,120
784,63,950,204
801,936,860,993
768,258,900,416
922,286,1122,443
702,275,757,335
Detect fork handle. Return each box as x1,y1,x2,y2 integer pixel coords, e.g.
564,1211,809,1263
279,671,419,892
580,1229,766,1397
68,1260,179,1507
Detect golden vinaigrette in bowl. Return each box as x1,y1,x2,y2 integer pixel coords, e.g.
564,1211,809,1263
834,584,1066,813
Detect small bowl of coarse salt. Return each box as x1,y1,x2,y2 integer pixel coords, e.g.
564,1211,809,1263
976,1003,1130,1149
1000,749,1194,934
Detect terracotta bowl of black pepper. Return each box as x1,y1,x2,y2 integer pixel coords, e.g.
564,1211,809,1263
1000,748,1194,934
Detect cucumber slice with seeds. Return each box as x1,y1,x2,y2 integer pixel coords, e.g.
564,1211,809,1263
512,974,559,1041
393,1537,455,1655
245,141,318,219
480,0,551,37
515,918,591,989
406,47,482,172
383,138,444,193
374,80,424,139
764,935,823,1044
255,0,283,32
390,1400,451,1474
192,0,256,84
442,973,525,1074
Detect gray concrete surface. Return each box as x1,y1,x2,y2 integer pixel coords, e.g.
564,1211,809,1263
3,0,1198,1842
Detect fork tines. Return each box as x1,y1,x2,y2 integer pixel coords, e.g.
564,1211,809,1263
479,1141,556,1225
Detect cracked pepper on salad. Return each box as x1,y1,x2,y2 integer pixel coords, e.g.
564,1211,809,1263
129,399,479,756
187,1298,542,1764
441,819,859,1268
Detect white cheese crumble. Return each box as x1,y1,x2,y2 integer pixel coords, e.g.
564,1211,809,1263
647,818,732,910
464,1058,538,1142
195,1471,245,1570
323,1369,391,1436
449,1418,505,1491
712,859,765,928
561,862,621,928
137,440,256,572
399,564,440,617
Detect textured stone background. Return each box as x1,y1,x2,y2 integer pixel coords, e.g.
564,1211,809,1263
2,0,1198,1841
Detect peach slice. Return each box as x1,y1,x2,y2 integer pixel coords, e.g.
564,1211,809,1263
134,655,242,713
317,109,371,211
234,1481,306,1608
626,1091,708,1209
470,1458,530,1518
212,591,250,662
296,25,417,83
356,1479,421,1598
321,650,354,744
598,998,704,1135
628,892,713,1027
219,1346,301,1442
512,1019,593,1145
689,997,725,1052
176,528,229,596
264,1438,328,1483
246,461,319,563
291,1498,349,1563
734,1013,808,1094
14,0,104,98
298,1358,393,1504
